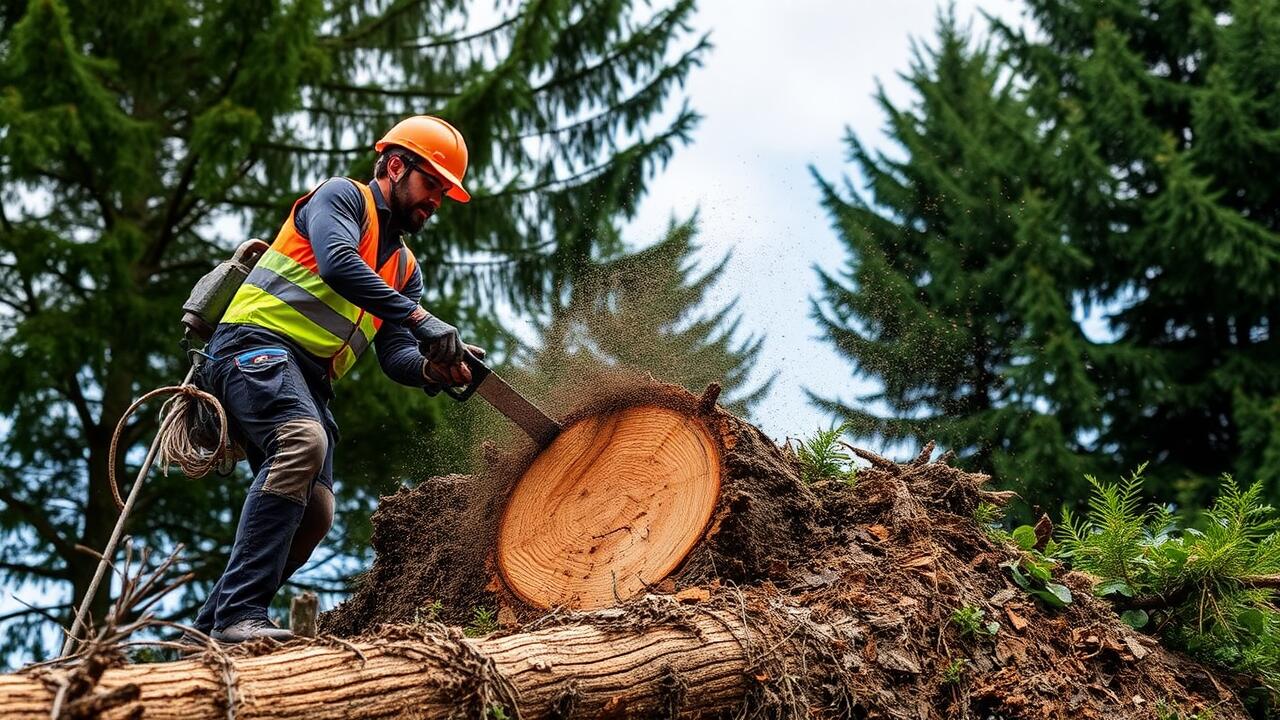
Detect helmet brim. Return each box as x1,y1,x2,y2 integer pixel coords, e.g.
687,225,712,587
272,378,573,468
427,158,471,203
377,139,471,203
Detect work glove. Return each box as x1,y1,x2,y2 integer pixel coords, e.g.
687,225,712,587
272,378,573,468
422,344,487,393
406,306,464,365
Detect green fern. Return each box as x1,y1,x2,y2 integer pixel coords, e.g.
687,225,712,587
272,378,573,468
1058,464,1151,588
464,606,499,638
794,423,857,485
1061,469,1280,696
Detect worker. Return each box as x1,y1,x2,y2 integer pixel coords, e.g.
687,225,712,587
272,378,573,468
190,116,482,643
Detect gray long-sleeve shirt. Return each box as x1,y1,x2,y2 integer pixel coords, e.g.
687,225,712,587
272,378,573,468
213,178,430,394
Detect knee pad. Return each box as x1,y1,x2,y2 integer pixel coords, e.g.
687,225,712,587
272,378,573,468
289,486,335,566
300,485,335,544
263,419,327,505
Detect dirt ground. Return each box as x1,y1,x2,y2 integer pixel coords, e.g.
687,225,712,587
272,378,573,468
321,378,1254,719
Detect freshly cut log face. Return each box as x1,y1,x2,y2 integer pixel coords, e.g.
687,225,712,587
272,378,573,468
320,380,823,636
497,405,721,609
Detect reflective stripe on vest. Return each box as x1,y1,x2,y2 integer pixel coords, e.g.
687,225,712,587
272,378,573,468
221,180,417,381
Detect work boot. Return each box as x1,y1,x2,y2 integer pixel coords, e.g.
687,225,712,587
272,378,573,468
211,617,294,643
173,630,213,657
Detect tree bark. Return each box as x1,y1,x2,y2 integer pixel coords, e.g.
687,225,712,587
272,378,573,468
0,604,765,719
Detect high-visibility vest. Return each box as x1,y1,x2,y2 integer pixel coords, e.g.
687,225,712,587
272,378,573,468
222,179,418,381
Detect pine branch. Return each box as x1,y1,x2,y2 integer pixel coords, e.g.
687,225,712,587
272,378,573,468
0,602,71,625
256,141,367,156
322,0,433,46
146,152,201,272
476,155,620,201
297,104,402,120
0,485,77,561
168,154,264,247
62,374,98,438
0,561,69,582
143,13,260,273
307,81,457,100
521,40,706,159
531,12,682,97
385,12,522,50
0,294,30,316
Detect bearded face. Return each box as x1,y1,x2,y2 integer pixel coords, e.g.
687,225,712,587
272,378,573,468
388,171,437,234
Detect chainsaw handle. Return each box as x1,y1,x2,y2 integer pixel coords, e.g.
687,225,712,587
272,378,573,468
232,238,271,268
435,352,490,402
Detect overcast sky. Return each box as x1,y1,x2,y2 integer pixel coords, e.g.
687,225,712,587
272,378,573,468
618,0,1026,443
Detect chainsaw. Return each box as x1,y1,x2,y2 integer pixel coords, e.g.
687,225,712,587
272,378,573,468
435,354,561,446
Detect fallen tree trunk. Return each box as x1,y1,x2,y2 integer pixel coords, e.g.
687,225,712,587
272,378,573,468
2,600,778,719
2,584,1252,720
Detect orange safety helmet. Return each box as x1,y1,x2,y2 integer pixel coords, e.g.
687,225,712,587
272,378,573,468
375,115,471,203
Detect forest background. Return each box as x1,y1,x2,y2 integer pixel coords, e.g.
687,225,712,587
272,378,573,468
0,0,1276,667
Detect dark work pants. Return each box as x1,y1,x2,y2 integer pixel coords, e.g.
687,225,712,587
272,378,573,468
193,341,337,633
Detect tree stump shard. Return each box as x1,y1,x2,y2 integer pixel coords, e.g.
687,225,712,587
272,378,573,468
497,405,722,609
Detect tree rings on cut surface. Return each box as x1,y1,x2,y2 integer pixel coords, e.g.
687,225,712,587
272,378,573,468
496,405,722,609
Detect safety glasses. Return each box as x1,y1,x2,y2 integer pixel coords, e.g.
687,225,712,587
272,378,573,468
407,163,453,195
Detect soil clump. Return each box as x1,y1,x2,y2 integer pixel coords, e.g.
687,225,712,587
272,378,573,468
321,378,1249,718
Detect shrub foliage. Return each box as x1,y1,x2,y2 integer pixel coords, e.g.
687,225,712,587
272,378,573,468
1060,468,1280,695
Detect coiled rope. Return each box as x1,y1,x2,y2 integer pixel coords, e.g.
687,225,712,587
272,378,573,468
108,380,235,511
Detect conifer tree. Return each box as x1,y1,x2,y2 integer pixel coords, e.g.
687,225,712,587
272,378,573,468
818,2,1280,519
0,0,705,660
992,0,1280,508
512,217,771,417
813,15,1104,517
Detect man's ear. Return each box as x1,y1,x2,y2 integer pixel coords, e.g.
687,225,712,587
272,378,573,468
387,154,405,182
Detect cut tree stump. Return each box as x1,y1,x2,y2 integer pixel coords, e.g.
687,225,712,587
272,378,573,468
497,405,723,609
289,591,318,637
322,382,825,634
